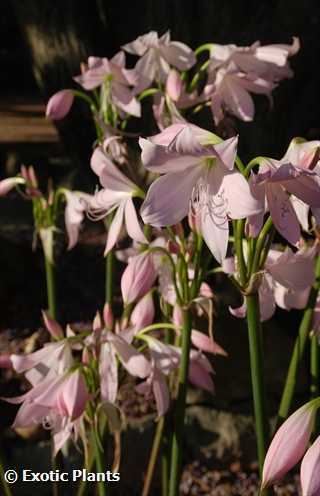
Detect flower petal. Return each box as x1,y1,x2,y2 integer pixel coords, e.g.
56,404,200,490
141,166,202,227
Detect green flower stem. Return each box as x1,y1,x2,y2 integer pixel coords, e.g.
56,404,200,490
44,254,56,320
245,294,269,480
105,214,115,306
168,309,192,496
91,426,107,496
105,250,114,305
234,219,247,286
250,217,274,276
311,334,319,399
277,253,320,428
142,417,165,496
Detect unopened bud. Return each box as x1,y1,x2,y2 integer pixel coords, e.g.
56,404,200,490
103,303,114,330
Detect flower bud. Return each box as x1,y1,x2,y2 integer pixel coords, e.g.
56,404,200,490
46,89,74,120
166,69,182,101
103,303,114,330
262,401,318,488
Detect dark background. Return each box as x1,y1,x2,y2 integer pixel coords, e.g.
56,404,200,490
1,0,320,165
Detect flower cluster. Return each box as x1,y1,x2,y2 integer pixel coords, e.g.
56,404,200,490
2,29,320,496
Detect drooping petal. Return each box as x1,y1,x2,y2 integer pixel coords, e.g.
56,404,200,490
152,368,170,417
104,202,125,255
191,330,227,356
200,203,229,263
91,147,136,192
107,332,151,378
124,198,147,244
259,274,276,321
267,246,316,290
266,183,300,245
222,76,255,122
188,352,215,393
291,196,310,231
111,83,141,117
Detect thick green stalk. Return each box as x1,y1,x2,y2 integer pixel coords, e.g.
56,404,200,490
92,427,106,496
105,250,114,305
277,254,320,427
161,427,170,496
45,255,56,319
142,417,165,496
168,309,192,496
245,294,269,480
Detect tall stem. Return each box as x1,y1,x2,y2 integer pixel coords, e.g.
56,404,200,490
277,254,320,427
105,250,114,305
45,255,56,319
245,294,269,480
168,309,192,496
92,426,106,496
142,417,165,496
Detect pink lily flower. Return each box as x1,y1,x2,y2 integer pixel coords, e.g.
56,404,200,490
228,245,316,321
262,400,318,488
64,190,93,250
284,139,320,230
46,89,74,120
204,38,299,123
122,31,195,93
301,435,320,496
204,67,276,124
88,147,146,254
248,155,320,245
5,367,89,429
140,123,261,262
208,38,299,81
74,52,141,117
